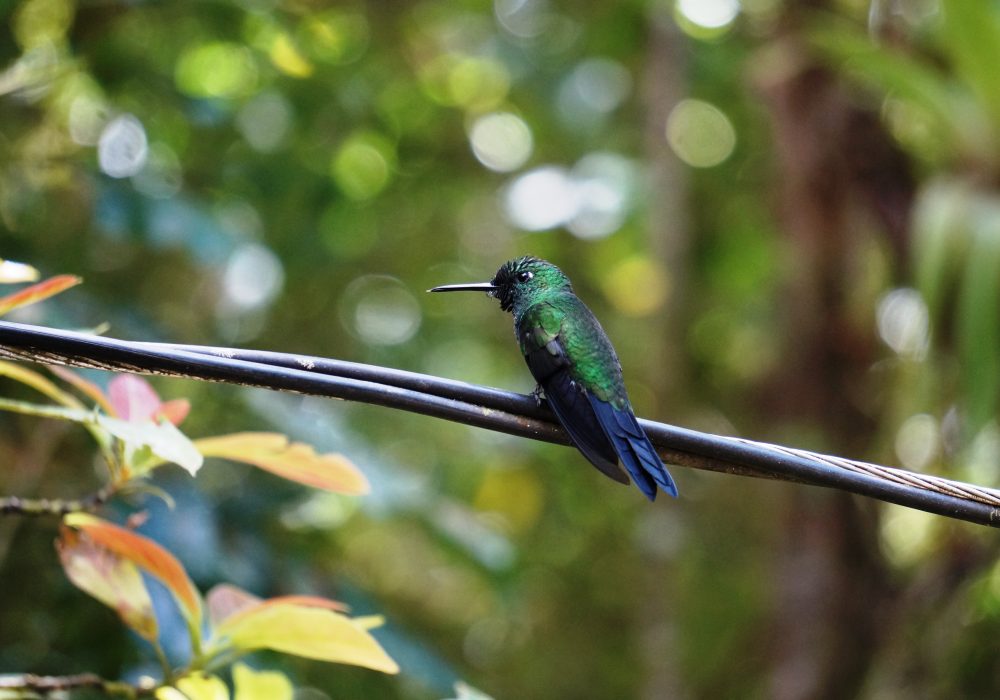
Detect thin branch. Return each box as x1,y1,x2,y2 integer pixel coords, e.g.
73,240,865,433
0,672,156,697
0,485,113,516
0,321,998,528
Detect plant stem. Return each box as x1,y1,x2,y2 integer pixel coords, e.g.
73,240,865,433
153,640,175,685
0,485,114,517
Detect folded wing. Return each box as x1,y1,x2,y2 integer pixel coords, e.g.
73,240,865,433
523,335,630,484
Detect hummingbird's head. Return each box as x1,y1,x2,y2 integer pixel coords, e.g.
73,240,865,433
429,256,572,314
489,256,571,312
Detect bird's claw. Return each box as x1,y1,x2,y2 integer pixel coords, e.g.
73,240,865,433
530,385,545,407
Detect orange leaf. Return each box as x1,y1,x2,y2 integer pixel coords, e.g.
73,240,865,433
64,513,202,629
195,433,369,495
0,274,81,316
266,595,349,613
56,525,159,642
157,398,191,426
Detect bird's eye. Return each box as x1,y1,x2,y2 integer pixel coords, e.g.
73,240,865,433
517,271,533,282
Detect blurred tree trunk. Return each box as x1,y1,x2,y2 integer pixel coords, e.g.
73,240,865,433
643,7,692,411
753,5,914,698
637,8,692,700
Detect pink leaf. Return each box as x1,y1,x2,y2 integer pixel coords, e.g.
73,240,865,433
207,584,349,630
108,375,162,422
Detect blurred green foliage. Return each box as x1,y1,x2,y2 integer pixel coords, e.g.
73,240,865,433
3,0,1000,698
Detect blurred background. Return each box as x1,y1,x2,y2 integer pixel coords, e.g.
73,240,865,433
3,0,1000,697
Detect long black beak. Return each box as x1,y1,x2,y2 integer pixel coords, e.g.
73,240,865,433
428,282,496,293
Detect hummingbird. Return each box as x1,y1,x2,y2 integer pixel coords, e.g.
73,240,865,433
430,256,678,500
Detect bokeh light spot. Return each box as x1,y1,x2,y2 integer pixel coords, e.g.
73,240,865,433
420,55,510,112
237,91,293,153
881,504,936,568
331,131,396,201
132,143,183,199
876,287,929,359
269,32,314,77
175,42,258,99
449,56,510,111
474,467,544,536
300,9,370,65
98,114,148,179
220,243,285,312
675,0,740,39
340,276,422,346
666,98,736,168
894,413,939,472
568,152,636,239
565,58,632,113
502,166,578,231
962,423,1000,487
494,0,547,39
69,94,109,146
601,257,670,317
469,112,533,172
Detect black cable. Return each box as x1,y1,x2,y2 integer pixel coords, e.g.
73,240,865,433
1,320,998,527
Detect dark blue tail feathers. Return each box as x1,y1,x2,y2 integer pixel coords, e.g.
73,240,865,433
587,395,679,501
541,373,630,485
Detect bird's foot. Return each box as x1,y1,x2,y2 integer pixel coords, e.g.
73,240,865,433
530,385,545,407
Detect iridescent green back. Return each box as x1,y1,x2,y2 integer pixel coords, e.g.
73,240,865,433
515,292,628,408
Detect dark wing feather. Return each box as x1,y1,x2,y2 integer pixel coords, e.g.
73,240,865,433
587,394,679,501
522,337,629,484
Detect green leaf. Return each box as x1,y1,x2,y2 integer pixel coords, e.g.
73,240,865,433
912,178,973,318
0,360,85,409
56,524,159,642
98,415,204,476
233,664,293,700
213,601,398,674
809,17,967,154
940,0,1000,136
173,674,230,700
956,209,1000,432
0,394,199,474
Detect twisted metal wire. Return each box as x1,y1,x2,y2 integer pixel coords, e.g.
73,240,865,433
0,320,998,527
735,438,1000,507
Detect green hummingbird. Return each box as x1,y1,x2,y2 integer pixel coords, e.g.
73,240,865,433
431,256,678,500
